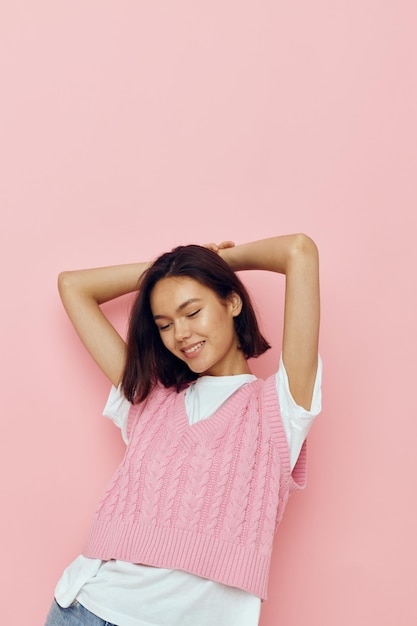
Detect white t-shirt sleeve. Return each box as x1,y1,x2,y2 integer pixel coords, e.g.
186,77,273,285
102,385,131,445
277,354,322,470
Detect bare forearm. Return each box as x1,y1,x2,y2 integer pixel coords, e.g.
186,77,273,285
58,262,150,305
219,234,318,275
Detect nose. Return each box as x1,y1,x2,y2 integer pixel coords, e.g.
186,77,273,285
174,319,191,342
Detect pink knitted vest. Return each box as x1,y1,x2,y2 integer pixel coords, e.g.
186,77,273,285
83,374,307,599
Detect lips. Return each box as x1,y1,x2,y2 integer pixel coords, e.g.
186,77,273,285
181,341,205,357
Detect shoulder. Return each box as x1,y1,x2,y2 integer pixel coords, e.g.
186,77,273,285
103,383,180,444
126,384,180,437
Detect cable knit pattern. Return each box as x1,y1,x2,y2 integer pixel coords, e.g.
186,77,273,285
83,375,306,600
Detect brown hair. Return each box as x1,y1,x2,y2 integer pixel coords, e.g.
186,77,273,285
121,245,270,403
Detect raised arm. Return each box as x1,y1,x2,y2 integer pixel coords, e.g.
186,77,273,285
58,262,149,387
219,234,320,410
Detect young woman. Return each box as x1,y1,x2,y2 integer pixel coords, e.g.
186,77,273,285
45,234,321,626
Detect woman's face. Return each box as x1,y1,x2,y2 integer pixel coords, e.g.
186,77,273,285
150,276,250,376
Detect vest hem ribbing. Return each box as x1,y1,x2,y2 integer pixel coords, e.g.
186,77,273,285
83,521,271,600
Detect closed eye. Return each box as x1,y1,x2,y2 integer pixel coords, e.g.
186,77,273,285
157,322,172,331
155,308,200,331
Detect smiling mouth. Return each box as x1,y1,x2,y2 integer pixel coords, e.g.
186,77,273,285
182,341,205,356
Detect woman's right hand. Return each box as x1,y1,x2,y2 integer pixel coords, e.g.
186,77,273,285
203,241,236,254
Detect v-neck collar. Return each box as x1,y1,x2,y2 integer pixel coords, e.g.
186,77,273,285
172,377,263,447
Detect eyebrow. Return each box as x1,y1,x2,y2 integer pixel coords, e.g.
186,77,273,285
153,298,203,320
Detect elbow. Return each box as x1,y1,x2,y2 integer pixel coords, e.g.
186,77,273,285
57,270,78,297
285,234,319,277
290,233,319,260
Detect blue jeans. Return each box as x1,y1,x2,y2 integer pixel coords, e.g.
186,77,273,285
44,600,117,626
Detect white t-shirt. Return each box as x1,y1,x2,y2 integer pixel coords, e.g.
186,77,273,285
55,356,322,626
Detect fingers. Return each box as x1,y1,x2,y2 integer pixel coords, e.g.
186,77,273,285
203,242,220,253
218,241,235,249
203,241,235,252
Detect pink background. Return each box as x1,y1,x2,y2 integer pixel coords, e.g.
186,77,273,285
1,1,416,624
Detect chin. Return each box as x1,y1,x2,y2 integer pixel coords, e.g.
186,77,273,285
186,363,209,375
